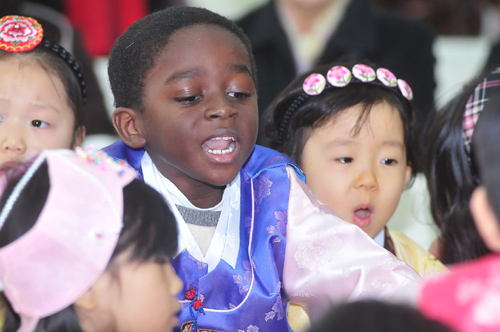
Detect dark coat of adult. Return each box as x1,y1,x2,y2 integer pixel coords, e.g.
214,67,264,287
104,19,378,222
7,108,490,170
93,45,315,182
237,0,436,144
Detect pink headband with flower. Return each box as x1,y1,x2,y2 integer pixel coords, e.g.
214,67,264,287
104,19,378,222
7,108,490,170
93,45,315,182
0,148,136,332
276,64,413,146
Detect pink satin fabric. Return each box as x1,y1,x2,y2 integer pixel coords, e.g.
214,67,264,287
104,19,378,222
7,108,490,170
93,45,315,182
284,169,421,322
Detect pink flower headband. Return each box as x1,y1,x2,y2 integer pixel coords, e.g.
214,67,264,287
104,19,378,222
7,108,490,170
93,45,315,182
303,64,413,100
0,148,136,332
276,64,413,146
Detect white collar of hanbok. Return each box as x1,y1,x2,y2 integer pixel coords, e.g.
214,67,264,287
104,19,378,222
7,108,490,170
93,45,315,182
141,152,240,272
374,228,385,247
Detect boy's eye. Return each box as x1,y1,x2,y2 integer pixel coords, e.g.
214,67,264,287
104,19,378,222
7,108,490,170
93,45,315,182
381,158,398,165
337,157,354,164
0,115,3,122
228,92,251,99
31,120,48,128
174,95,202,105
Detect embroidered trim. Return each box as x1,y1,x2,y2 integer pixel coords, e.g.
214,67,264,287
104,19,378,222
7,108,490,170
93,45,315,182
0,16,43,53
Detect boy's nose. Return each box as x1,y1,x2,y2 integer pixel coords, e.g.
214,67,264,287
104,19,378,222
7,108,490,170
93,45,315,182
354,168,378,191
204,96,238,120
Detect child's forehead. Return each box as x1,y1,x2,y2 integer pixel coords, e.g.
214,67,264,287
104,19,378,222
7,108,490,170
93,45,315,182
143,24,255,88
324,101,405,137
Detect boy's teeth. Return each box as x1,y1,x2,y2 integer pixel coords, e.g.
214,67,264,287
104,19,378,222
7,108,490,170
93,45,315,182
206,137,236,154
207,143,235,154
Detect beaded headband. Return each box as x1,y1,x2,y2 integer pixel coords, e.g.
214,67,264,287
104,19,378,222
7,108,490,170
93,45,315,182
0,148,135,332
0,15,87,103
275,64,413,146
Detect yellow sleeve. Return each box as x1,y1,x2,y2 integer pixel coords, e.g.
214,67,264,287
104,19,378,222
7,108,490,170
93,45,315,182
287,302,311,332
389,230,447,276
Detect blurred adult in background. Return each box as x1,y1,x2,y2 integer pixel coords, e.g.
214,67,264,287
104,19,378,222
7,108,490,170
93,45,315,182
237,0,436,146
371,0,481,36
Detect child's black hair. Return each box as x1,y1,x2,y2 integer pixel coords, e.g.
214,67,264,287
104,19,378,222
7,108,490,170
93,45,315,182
264,59,418,183
108,6,257,112
0,160,178,331
309,300,453,332
472,92,500,226
0,44,85,145
425,75,492,264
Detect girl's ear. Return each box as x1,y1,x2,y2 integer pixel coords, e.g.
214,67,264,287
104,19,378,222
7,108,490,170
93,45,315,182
404,165,412,188
113,107,147,148
74,284,100,311
471,186,500,252
72,126,86,148
74,271,115,331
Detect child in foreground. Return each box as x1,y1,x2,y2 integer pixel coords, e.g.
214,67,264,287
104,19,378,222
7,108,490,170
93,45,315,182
0,15,86,175
103,7,421,331
0,149,182,332
419,83,500,332
265,61,445,276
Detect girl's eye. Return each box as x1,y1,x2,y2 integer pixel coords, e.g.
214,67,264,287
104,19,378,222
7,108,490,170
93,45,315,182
0,115,3,122
228,92,251,99
31,120,48,128
337,157,354,164
382,158,398,165
174,95,202,105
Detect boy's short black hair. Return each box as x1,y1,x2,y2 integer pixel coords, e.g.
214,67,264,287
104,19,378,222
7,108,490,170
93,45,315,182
108,6,257,112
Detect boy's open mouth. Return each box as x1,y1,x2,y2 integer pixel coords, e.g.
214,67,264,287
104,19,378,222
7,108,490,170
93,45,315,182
202,136,236,155
352,205,373,228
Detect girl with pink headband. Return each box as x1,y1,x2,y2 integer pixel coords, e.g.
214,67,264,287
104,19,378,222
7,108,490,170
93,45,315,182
0,148,182,332
266,60,445,276
266,60,446,330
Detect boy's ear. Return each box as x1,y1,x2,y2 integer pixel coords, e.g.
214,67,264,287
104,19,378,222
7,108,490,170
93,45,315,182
113,107,147,148
72,126,86,148
471,186,500,252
